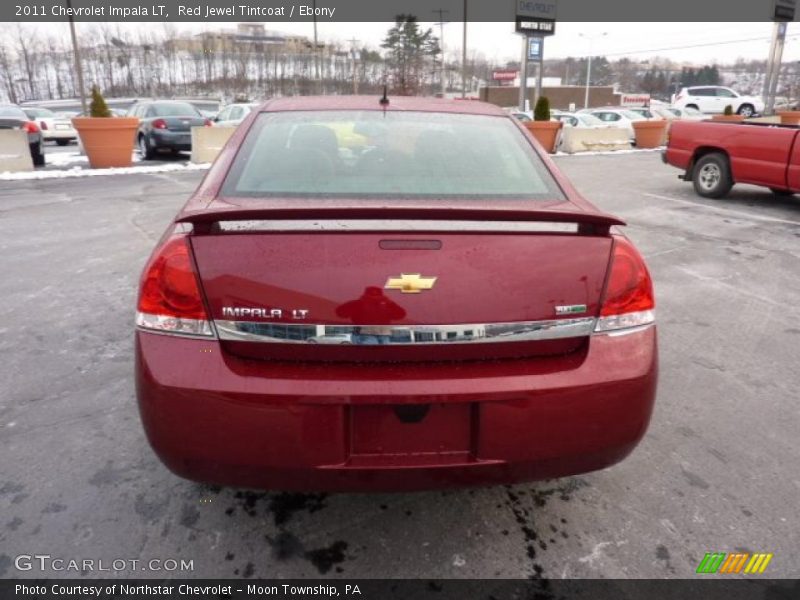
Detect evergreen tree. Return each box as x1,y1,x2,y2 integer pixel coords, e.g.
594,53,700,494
381,15,440,95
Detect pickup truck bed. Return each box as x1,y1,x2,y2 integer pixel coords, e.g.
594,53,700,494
664,120,800,198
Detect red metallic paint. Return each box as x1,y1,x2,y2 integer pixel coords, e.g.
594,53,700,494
665,120,800,191
135,96,658,491
135,326,657,492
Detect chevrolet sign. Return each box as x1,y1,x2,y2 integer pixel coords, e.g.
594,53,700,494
515,0,558,36
516,0,558,20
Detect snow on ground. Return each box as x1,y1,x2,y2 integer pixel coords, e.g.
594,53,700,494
0,161,210,181
44,150,91,168
555,146,665,157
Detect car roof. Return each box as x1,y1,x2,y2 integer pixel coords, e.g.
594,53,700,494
143,100,197,105
255,95,508,116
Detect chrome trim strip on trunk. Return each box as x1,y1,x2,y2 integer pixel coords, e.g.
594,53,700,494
213,317,597,345
215,220,580,233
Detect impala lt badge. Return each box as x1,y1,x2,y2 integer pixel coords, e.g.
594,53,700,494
384,273,437,294
222,307,309,319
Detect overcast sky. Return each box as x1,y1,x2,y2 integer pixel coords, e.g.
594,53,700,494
54,21,800,65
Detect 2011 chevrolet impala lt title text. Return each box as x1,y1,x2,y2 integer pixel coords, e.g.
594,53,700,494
134,95,658,492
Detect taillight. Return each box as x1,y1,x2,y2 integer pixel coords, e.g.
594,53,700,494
204,118,212,127
23,121,39,133
135,235,214,337
594,236,655,333
40,120,48,130
152,118,168,130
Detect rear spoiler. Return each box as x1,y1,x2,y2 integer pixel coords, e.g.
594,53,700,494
176,206,625,235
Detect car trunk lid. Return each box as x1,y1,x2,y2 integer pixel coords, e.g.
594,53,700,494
189,219,614,362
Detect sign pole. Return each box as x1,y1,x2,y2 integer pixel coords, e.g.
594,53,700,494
536,37,544,105
519,35,528,112
66,0,87,114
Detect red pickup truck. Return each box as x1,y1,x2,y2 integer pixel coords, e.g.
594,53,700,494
664,120,800,198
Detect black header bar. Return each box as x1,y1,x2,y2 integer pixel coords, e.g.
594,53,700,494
1,0,796,22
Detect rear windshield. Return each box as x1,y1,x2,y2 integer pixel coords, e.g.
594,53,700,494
151,103,200,117
221,111,564,200
0,106,26,118
24,108,55,118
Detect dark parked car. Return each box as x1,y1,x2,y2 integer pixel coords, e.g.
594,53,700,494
135,96,658,492
0,104,45,166
127,100,210,159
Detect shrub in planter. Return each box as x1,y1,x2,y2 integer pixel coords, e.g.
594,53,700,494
524,96,562,153
533,96,551,121
72,85,139,168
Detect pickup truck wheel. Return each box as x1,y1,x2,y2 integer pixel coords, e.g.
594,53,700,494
737,104,755,118
769,188,795,196
692,153,733,198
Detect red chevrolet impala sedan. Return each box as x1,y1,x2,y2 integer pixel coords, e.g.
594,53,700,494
135,96,657,492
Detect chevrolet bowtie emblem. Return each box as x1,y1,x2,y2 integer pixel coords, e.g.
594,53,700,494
384,273,438,294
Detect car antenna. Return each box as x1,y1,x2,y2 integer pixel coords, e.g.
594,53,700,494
379,85,390,107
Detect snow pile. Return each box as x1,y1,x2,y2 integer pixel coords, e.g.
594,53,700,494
44,151,89,168
555,147,665,157
0,161,210,181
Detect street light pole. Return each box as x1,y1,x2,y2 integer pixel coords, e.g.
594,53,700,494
66,0,87,113
584,54,592,109
579,32,607,109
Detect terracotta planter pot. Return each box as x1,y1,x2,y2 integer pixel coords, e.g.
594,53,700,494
710,114,745,123
632,120,668,149
524,120,563,154
777,110,800,125
72,117,138,169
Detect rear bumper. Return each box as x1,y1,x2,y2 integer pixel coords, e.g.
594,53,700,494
150,130,192,151
42,130,76,141
135,326,658,491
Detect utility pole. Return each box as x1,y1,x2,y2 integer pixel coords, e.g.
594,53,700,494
65,0,86,113
579,31,607,109
312,0,320,93
347,37,360,95
433,8,449,96
763,21,788,115
461,0,467,98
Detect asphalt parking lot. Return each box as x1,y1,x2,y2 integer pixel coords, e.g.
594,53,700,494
1,152,798,580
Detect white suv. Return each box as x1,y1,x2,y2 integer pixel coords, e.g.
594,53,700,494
672,86,764,117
